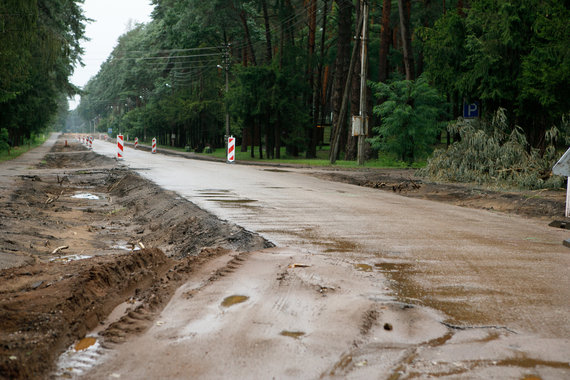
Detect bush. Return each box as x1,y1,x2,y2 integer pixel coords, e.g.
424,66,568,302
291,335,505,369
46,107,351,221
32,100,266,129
420,108,564,189
0,128,10,153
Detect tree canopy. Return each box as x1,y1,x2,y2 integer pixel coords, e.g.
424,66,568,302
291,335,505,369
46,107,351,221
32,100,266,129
2,0,568,185
0,0,87,145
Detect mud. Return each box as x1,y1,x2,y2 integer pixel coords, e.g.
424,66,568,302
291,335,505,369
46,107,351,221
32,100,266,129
1,136,568,379
0,138,269,379
313,169,567,220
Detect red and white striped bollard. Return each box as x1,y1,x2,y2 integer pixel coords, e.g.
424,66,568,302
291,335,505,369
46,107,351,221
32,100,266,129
227,136,235,163
134,137,138,149
117,135,124,159
152,138,157,154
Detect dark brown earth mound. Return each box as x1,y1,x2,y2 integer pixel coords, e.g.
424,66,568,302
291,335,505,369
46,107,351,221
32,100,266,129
0,140,271,379
0,248,170,379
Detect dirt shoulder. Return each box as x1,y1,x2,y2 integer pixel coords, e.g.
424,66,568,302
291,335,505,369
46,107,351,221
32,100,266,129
0,138,270,379
310,168,568,221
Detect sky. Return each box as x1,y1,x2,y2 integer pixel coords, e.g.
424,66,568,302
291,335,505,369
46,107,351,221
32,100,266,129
68,0,155,110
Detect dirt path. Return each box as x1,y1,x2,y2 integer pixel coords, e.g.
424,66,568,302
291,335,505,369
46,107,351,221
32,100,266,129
0,136,568,379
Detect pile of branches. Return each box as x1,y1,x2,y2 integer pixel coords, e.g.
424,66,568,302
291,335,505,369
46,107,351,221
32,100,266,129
420,109,565,190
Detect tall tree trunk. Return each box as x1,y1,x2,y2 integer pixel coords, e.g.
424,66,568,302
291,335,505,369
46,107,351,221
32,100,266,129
306,0,319,158
330,0,353,161
416,0,432,77
313,0,328,151
250,121,255,157
275,119,281,158
305,0,317,158
257,118,263,159
240,10,257,66
261,0,272,63
379,0,391,83
398,0,415,80
241,128,247,152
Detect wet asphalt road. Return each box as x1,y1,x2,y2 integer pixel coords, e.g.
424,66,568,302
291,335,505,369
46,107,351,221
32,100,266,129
87,138,570,379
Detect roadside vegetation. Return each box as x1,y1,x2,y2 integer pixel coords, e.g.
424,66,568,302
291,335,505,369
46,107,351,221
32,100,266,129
0,131,47,163
0,0,86,147
1,1,568,189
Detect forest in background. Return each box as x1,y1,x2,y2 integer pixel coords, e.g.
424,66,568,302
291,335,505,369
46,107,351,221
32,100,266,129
1,1,569,187
0,0,86,150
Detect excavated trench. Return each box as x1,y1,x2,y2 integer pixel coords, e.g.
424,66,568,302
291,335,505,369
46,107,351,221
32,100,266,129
0,140,271,379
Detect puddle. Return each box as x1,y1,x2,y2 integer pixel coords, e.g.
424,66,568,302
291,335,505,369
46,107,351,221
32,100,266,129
280,330,305,339
208,199,257,204
111,243,141,251
55,335,104,378
221,295,249,307
374,262,412,273
72,193,100,200
50,254,92,262
197,189,231,194
354,263,373,272
74,337,97,351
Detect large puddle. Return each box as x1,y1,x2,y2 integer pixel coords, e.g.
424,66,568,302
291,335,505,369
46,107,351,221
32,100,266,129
280,331,305,339
72,193,100,200
50,254,92,263
221,295,249,307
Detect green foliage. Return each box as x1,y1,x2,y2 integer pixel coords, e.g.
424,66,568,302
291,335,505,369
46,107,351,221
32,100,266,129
370,75,448,164
424,1,570,148
0,0,87,145
0,128,10,153
421,109,564,189
226,56,310,155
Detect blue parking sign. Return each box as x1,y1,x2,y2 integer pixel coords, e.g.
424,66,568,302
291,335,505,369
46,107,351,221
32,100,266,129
463,101,480,118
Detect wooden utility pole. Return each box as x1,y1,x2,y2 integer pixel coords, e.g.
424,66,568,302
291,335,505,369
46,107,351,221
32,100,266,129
329,11,364,164
357,0,369,165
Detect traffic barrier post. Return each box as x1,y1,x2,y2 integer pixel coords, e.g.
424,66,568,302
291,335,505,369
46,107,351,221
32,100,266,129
117,135,124,159
227,136,235,163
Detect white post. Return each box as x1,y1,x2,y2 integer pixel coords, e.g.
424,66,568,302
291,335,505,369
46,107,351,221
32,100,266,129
566,178,570,218
552,147,570,217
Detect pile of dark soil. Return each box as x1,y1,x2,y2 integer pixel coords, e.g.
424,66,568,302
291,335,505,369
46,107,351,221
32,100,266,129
0,140,271,379
0,248,171,378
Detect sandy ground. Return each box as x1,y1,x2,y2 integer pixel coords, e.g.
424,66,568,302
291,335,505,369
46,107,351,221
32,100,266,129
0,135,568,379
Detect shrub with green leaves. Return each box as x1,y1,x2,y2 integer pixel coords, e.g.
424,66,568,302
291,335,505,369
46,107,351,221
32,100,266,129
370,75,448,164
0,128,10,153
420,108,564,189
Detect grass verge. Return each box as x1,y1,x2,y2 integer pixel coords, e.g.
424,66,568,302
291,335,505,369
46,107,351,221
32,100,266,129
201,146,425,169
0,135,48,163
